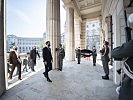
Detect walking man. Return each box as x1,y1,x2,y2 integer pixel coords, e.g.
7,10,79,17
30,46,40,72
56,44,65,71
42,41,53,82
9,46,22,80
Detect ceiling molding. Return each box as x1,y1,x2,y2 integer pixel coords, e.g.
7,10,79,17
73,0,82,20
81,11,101,19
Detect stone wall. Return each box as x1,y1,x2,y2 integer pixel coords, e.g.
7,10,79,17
101,0,133,84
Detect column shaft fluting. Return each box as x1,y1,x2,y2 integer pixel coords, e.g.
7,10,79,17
65,7,75,61
46,0,60,69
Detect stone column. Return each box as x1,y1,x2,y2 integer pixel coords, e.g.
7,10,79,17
46,0,60,69
0,0,6,96
99,16,104,49
74,18,82,48
65,7,75,61
81,19,86,49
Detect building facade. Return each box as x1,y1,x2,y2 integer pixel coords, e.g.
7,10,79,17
86,20,100,50
7,34,43,53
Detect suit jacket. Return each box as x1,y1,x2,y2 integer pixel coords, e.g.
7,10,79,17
30,49,40,64
9,51,20,66
42,47,52,63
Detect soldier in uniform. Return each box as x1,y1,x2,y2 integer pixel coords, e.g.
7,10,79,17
100,41,110,80
77,47,81,64
92,46,97,66
112,40,133,100
56,44,65,71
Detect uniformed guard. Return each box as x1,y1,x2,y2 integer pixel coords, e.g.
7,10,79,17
77,47,81,64
92,46,97,66
100,41,110,80
56,44,65,71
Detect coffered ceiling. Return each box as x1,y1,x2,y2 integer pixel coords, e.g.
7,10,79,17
62,0,102,18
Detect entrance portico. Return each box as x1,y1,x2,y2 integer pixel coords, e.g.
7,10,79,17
0,0,133,97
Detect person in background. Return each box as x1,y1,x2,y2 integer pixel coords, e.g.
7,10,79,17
42,41,53,82
55,44,65,71
30,46,40,72
23,56,28,72
92,46,97,66
100,41,110,80
77,47,81,64
75,47,78,58
9,46,22,80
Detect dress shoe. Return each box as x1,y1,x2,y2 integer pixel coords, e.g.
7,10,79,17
43,72,47,78
47,78,52,82
102,75,109,80
8,76,12,80
18,77,22,80
93,63,96,66
31,69,35,72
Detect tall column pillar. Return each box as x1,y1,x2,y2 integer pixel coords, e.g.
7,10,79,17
81,19,86,49
0,0,6,96
74,18,82,48
46,0,60,69
65,7,75,61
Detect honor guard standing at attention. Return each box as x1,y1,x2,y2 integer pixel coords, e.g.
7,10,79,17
56,44,65,71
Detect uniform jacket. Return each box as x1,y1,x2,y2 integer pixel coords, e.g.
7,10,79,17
57,48,65,59
111,40,133,100
92,49,97,57
112,40,133,79
100,45,110,62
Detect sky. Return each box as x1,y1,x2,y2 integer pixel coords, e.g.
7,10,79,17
6,0,66,38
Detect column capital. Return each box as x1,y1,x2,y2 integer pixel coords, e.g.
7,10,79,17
64,2,75,9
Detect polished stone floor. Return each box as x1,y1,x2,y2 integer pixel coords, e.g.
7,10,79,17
0,58,118,100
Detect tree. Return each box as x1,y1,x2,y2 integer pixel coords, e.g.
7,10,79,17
40,40,46,49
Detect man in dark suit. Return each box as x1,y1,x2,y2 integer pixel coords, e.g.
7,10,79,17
30,46,40,72
42,41,53,82
100,41,110,80
9,46,22,80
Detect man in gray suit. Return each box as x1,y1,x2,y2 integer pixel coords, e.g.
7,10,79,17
100,41,110,80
